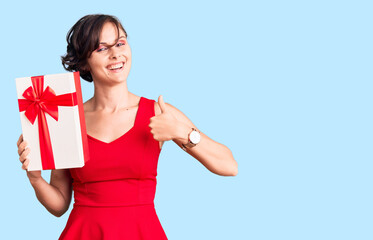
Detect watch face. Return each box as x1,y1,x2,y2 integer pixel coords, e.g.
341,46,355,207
190,130,201,144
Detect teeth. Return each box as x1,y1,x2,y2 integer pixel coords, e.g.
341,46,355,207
108,62,124,70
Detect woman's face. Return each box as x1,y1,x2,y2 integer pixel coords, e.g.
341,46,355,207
86,22,131,84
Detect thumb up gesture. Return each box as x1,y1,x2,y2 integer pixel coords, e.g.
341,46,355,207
158,95,168,114
149,95,179,142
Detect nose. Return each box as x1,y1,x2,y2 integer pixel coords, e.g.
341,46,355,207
109,46,122,59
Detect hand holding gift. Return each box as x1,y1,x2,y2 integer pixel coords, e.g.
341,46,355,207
17,134,41,182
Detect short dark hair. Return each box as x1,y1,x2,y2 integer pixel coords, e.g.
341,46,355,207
61,14,127,82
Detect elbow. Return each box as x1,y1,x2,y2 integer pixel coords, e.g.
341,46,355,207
215,159,238,177
51,209,67,218
230,166,238,176
227,162,238,176
48,204,70,218
206,147,238,176
215,167,238,176
226,150,238,176
54,213,64,218
216,149,238,176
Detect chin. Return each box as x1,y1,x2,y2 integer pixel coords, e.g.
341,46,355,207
110,74,129,83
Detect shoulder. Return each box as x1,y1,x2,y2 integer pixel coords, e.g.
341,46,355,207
83,98,93,113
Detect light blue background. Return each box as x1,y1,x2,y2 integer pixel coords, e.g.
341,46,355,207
1,0,372,239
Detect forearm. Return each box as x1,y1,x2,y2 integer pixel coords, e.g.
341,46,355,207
29,176,70,217
174,123,238,176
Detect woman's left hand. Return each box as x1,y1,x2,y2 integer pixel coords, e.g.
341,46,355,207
149,95,183,142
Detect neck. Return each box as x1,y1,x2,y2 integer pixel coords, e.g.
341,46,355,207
91,80,132,113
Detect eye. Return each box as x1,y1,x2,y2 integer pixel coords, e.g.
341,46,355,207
97,46,108,52
116,41,126,47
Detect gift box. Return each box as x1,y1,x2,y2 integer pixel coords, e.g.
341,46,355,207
16,72,89,171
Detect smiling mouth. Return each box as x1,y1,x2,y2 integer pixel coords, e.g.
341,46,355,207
107,62,125,70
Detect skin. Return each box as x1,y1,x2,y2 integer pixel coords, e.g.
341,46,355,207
17,22,238,217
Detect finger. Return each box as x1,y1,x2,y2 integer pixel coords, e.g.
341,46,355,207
17,134,23,148
22,158,30,170
158,95,167,113
19,147,30,163
18,141,28,156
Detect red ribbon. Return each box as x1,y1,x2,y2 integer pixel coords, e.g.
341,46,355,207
18,76,78,170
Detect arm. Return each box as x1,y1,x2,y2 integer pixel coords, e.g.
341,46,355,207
17,134,73,217
149,96,238,176
30,169,73,217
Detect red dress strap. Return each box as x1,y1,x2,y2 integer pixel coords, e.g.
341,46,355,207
136,96,156,130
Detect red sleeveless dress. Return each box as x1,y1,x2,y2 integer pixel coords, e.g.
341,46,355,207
59,97,168,240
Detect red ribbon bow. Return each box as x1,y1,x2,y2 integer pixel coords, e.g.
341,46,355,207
18,76,78,170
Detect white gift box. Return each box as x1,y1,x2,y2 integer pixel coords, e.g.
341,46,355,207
16,72,89,171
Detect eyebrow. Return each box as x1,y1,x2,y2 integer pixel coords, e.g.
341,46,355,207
99,36,126,45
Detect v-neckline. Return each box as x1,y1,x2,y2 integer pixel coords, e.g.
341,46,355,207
87,96,143,144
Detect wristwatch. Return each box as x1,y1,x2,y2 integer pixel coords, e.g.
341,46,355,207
181,128,201,151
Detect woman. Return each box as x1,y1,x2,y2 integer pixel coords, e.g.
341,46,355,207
16,14,238,239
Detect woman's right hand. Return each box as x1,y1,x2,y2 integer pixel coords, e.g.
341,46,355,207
17,134,42,182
